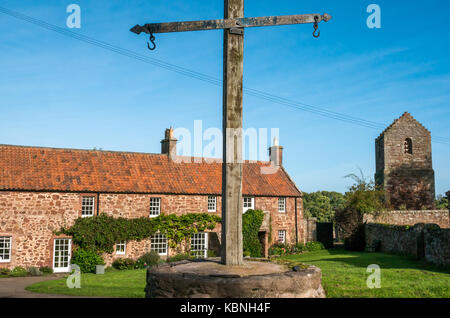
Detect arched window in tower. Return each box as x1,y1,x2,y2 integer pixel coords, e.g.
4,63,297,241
404,138,413,154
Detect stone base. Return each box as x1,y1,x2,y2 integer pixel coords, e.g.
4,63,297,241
145,259,325,298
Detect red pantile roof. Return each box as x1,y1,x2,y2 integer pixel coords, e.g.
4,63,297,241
0,145,301,197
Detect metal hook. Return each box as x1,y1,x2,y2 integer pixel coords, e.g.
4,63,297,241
147,31,156,50
312,15,320,38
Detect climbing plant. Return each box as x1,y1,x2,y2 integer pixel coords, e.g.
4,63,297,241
242,209,264,257
55,213,221,254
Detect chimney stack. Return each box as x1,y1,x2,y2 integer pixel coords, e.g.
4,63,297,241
268,136,283,167
161,127,177,160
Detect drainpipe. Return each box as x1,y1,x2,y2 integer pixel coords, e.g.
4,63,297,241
96,193,100,216
294,197,298,244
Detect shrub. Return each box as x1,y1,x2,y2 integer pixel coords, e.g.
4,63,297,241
136,251,160,269
0,268,11,275
207,250,217,258
268,243,290,256
71,248,105,273
39,266,53,274
166,253,192,263
10,266,28,277
27,266,43,276
305,241,325,251
242,209,264,257
112,258,136,270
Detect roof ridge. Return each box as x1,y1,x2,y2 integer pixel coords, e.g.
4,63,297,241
0,143,272,164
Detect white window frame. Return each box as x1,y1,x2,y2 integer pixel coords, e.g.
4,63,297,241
190,233,208,258
278,197,286,213
53,238,72,273
278,230,286,244
150,234,168,256
207,196,217,212
149,197,161,218
243,197,254,213
116,240,126,255
81,196,95,218
0,236,12,262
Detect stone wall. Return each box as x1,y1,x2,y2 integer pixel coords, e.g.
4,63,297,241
303,218,317,242
0,191,302,270
363,210,449,229
365,223,450,267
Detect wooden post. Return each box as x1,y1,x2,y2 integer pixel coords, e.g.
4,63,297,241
130,1,332,267
221,0,244,265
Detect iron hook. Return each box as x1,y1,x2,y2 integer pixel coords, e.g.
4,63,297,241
312,15,320,38
147,31,156,51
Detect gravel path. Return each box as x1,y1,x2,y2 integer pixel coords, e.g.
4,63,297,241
0,275,88,298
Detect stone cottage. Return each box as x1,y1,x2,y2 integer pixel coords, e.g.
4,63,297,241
0,129,303,272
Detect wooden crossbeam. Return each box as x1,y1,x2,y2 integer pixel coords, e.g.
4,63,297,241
130,13,331,35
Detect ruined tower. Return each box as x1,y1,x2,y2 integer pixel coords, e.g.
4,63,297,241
375,112,435,209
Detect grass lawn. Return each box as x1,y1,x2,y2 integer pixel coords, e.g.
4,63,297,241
26,249,450,298
283,248,450,298
25,268,146,298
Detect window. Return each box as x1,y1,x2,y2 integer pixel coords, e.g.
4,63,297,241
208,196,217,212
81,196,95,217
243,197,254,213
150,234,167,255
116,241,126,255
53,238,71,273
190,233,208,258
0,236,12,262
278,197,286,213
404,138,413,154
150,197,161,217
278,230,286,244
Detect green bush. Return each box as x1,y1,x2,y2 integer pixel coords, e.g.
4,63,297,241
112,258,136,270
207,250,217,258
10,266,28,277
0,268,11,275
242,209,264,257
136,251,160,269
305,241,325,251
166,253,192,263
71,248,105,273
268,243,290,256
39,266,53,274
27,266,43,276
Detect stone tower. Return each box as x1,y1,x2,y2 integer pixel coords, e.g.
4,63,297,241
375,112,435,209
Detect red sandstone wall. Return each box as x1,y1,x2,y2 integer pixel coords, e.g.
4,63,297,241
0,191,301,269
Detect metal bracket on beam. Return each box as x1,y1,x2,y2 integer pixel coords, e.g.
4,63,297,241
229,28,244,35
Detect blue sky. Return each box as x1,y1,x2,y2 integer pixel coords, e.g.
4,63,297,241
0,0,449,195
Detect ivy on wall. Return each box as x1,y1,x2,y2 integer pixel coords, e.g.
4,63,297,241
55,213,221,254
242,209,264,257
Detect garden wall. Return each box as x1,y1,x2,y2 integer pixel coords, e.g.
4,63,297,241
303,218,317,243
365,223,450,267
363,210,449,228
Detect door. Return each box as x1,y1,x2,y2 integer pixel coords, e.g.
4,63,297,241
53,238,72,273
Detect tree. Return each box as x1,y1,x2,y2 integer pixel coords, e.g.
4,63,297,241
335,169,387,251
303,191,345,222
435,194,448,210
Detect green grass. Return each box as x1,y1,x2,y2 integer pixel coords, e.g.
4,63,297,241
25,268,146,298
26,250,450,298
282,249,450,298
